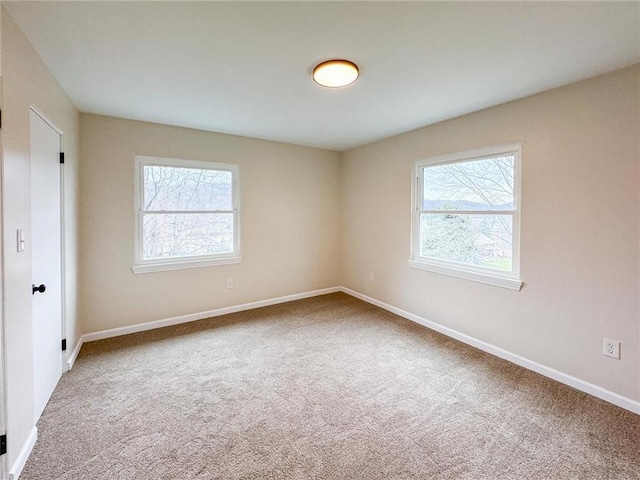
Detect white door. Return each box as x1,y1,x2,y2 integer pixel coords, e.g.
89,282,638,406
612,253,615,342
30,109,63,422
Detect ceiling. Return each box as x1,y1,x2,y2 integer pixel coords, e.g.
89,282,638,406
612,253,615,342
5,1,639,151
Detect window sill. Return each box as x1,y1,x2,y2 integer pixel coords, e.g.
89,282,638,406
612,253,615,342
408,259,522,291
132,256,242,274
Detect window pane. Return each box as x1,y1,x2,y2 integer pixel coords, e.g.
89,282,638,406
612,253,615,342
144,165,232,211
142,213,234,260
422,155,514,211
420,213,513,271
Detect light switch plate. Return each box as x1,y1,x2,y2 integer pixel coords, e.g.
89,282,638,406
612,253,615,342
16,229,25,253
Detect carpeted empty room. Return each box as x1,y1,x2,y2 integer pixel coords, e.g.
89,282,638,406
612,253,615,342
22,294,640,479
3,3,640,479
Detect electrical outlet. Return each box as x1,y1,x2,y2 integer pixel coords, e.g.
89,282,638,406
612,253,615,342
226,279,233,289
368,272,375,282
603,338,620,359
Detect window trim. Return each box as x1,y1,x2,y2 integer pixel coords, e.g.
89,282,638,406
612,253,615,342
409,144,523,291
132,156,242,274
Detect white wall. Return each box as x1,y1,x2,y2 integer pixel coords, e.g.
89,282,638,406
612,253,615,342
79,114,341,333
340,66,640,402
2,6,80,469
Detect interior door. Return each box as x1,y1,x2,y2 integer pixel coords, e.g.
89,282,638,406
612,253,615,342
30,109,63,422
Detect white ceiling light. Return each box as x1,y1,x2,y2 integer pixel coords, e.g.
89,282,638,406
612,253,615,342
313,59,359,88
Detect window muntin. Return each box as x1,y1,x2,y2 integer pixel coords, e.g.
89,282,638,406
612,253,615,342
411,145,522,290
134,156,241,273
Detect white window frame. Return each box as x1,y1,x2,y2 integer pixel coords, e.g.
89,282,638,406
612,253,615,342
132,156,242,274
409,144,523,291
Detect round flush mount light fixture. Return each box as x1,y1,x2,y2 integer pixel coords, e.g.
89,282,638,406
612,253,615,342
312,59,359,88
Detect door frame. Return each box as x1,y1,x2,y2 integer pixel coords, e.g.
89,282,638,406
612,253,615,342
0,79,7,480
29,105,67,378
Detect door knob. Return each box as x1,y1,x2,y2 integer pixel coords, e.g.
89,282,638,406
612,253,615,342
32,284,46,295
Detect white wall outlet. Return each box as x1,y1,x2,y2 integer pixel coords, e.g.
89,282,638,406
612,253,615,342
603,338,620,359
226,279,233,289
368,272,375,282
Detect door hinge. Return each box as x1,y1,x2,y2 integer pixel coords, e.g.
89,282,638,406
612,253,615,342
59,152,65,164
0,434,6,455
62,339,67,351
0,109,3,129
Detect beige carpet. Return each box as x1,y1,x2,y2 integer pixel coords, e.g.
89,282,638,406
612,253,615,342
22,293,640,479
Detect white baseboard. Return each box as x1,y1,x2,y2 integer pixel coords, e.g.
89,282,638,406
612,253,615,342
8,427,37,480
66,335,84,370
340,287,640,415
80,287,341,345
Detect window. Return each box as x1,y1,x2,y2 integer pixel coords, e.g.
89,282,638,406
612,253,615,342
409,144,522,290
133,156,241,274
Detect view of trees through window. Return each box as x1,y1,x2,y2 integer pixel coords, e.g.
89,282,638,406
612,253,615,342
142,164,235,260
420,155,515,271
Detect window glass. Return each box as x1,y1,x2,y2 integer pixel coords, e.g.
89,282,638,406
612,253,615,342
422,155,514,211
142,213,234,260
144,165,233,211
419,213,513,271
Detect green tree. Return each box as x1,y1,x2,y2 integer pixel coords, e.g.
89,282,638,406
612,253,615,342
421,209,479,265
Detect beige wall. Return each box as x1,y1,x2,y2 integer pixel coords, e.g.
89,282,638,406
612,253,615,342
340,66,640,402
3,9,638,472
79,114,341,333
2,6,80,468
